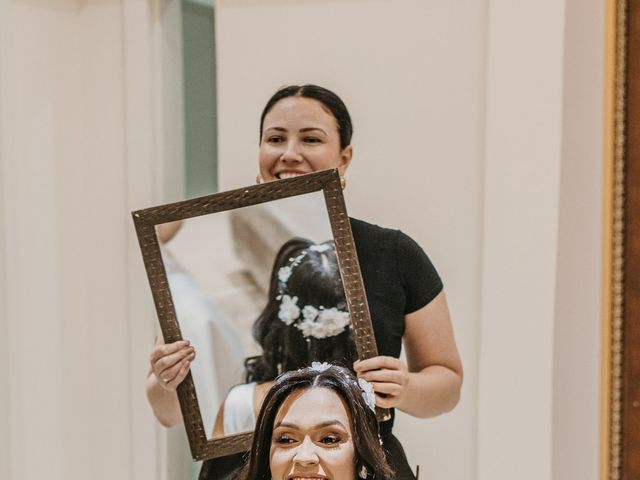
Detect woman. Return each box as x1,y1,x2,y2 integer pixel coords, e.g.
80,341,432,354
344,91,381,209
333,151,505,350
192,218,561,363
242,364,394,480
148,84,463,478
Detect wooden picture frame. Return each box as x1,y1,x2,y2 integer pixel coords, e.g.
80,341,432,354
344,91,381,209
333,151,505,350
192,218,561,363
132,169,384,461
603,0,640,478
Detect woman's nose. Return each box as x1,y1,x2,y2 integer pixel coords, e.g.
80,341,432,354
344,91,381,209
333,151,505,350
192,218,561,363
293,437,320,465
280,140,303,163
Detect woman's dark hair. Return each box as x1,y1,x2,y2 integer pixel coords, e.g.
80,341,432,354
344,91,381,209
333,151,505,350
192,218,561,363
259,84,354,150
242,365,394,480
244,238,357,383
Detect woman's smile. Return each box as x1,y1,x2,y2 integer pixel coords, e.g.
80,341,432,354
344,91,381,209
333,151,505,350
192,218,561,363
289,476,328,479
288,475,329,480
275,170,310,179
259,97,352,183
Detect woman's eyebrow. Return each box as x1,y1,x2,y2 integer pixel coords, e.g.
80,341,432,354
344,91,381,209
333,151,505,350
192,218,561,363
263,126,287,133
274,419,347,430
299,127,327,134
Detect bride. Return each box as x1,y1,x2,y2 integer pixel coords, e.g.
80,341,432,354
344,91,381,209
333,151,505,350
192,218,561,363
242,363,396,480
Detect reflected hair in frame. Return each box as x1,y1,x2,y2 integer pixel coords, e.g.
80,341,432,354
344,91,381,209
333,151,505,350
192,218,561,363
245,238,357,383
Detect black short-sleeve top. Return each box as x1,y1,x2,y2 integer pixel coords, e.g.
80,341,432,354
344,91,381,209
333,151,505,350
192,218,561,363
350,218,443,434
350,218,443,359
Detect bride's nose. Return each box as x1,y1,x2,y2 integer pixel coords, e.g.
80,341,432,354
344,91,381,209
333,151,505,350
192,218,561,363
292,437,320,466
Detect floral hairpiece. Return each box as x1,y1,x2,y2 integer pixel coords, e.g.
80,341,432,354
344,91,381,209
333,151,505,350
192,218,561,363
277,244,331,284
277,295,350,339
308,362,376,413
358,378,377,413
276,243,350,339
310,361,332,372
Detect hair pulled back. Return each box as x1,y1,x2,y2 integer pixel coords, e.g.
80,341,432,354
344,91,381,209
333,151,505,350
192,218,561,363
259,84,354,150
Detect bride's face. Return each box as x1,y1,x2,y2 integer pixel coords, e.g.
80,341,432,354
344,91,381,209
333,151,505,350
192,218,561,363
259,97,352,182
269,387,356,480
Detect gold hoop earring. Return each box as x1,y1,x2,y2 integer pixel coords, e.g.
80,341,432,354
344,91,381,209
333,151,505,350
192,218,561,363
340,175,347,190
256,174,264,185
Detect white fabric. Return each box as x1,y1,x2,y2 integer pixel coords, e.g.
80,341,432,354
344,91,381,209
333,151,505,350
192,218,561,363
162,248,246,435
223,382,257,435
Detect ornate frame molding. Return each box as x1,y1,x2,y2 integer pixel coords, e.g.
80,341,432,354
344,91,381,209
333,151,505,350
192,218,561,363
132,169,383,460
603,0,640,478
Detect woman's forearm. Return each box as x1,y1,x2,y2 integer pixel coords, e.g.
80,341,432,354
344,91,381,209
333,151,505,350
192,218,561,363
146,373,183,427
396,365,462,418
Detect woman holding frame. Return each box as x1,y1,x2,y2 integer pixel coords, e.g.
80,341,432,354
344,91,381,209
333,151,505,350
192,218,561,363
147,84,463,478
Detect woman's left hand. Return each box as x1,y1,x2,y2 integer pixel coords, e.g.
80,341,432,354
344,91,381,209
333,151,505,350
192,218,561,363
353,356,410,408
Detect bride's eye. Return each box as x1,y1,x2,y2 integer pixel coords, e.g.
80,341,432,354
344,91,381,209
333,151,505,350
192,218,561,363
319,434,341,445
274,434,296,445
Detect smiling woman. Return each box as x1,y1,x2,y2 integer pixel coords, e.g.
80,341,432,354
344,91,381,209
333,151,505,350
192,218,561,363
257,85,353,186
147,84,462,479
242,364,394,480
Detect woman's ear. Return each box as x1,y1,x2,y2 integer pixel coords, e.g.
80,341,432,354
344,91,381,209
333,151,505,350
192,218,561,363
338,145,353,176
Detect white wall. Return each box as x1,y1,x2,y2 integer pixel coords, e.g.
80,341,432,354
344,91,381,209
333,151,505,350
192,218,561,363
0,1,178,479
478,1,566,478
216,1,603,480
552,0,604,477
0,0,604,479
215,1,487,479
477,1,603,479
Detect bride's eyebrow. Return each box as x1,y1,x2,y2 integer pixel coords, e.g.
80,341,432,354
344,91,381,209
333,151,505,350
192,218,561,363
274,419,347,430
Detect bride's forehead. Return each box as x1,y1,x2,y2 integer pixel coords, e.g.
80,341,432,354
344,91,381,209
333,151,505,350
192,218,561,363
275,387,350,425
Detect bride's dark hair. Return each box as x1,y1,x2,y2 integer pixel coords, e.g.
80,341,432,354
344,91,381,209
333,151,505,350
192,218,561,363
242,365,394,480
244,238,357,383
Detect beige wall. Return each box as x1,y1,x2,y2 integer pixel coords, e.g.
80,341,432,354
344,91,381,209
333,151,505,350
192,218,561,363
0,1,177,479
216,1,603,479
216,1,487,478
0,0,604,479
552,0,604,477
478,1,567,478
478,1,603,478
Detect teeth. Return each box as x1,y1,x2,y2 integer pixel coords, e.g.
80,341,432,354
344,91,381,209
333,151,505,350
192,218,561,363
279,172,302,179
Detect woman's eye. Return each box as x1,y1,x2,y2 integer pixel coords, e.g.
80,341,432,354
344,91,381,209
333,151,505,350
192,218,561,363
320,435,341,445
267,136,284,144
274,434,296,445
303,136,321,144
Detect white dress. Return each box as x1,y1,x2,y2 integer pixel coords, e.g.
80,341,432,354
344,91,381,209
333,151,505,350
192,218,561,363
223,382,257,435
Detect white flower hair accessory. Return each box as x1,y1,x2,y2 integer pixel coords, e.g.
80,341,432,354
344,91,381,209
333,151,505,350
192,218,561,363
278,266,293,283
310,361,332,372
277,242,333,288
358,378,376,412
295,306,350,339
277,295,300,326
275,242,351,339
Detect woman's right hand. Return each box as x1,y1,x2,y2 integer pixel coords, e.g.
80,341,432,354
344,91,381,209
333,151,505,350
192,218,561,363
150,339,196,391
